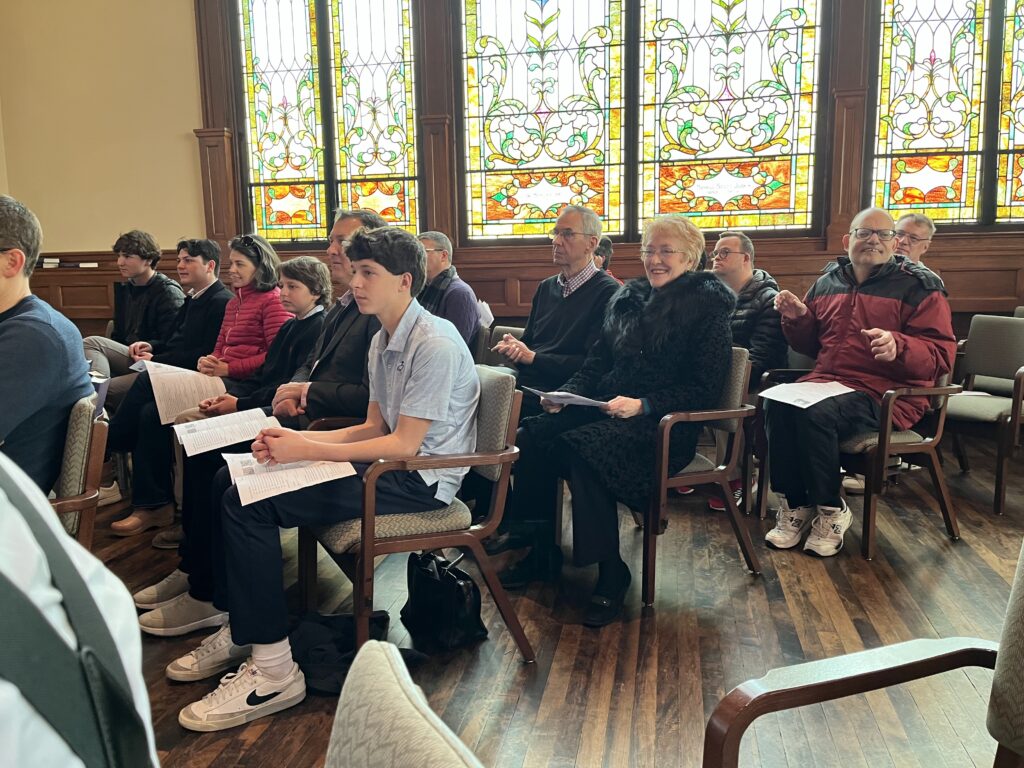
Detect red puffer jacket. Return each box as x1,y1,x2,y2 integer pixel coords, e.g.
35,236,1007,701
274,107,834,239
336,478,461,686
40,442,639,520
212,284,293,379
783,255,956,431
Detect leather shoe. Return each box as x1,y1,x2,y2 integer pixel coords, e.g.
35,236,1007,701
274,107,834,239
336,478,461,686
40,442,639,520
582,565,631,628
499,547,563,590
483,530,534,556
111,504,175,537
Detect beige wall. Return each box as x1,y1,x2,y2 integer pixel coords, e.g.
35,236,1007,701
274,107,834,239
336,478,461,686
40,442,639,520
0,0,206,252
0,93,8,194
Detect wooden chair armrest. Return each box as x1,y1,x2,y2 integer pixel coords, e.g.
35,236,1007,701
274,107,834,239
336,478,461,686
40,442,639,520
362,446,520,481
703,637,998,768
883,384,963,399
307,417,364,431
661,405,755,426
50,490,100,516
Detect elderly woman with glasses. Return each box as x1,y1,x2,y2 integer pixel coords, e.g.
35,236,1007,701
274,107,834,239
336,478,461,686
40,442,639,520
495,214,735,627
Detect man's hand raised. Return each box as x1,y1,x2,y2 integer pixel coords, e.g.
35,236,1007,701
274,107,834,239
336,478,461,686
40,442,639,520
774,290,808,319
862,328,897,362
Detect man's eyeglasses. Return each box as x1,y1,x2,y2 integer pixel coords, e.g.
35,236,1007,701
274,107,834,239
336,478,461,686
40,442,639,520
850,227,897,241
639,248,687,260
548,228,589,240
894,230,931,245
711,248,747,259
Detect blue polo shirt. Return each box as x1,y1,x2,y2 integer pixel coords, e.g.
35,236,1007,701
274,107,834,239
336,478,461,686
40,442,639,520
368,299,479,504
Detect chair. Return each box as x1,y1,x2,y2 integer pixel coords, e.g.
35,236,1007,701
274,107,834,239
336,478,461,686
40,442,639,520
945,315,1024,516
51,394,108,550
702,539,1024,767
1014,306,1024,319
642,347,759,606
325,640,484,768
470,323,491,364
297,365,534,661
480,325,524,367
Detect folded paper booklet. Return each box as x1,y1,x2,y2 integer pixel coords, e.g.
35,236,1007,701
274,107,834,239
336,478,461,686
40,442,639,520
521,386,608,408
221,453,357,506
130,360,227,424
758,380,855,409
173,409,280,457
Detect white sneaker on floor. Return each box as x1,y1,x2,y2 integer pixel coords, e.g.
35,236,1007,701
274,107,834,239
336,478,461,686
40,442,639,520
178,661,306,732
133,568,190,610
98,481,122,507
166,625,251,682
804,501,853,557
764,502,814,549
139,592,228,637
842,474,865,495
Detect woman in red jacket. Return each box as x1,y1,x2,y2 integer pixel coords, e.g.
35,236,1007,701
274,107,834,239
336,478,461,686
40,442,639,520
197,234,293,381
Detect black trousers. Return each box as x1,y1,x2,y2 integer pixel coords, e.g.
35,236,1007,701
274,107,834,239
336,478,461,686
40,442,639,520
209,464,441,646
507,427,621,567
105,372,174,508
765,391,880,509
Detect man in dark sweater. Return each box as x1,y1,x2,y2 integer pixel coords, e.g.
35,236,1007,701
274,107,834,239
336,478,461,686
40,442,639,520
491,204,620,417
416,230,480,348
0,195,93,493
83,230,185,409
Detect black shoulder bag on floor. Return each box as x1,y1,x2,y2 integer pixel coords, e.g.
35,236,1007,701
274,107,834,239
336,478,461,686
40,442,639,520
400,551,488,651
0,477,152,768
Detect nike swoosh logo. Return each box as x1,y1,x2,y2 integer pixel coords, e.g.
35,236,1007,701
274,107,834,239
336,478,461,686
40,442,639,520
246,689,282,706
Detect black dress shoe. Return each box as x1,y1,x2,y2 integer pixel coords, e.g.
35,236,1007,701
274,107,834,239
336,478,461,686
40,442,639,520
499,547,563,590
483,530,534,556
582,566,632,628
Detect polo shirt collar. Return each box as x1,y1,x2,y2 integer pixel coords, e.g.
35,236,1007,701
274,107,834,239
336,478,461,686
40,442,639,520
382,298,424,353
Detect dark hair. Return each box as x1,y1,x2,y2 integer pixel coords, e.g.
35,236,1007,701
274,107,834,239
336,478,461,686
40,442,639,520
280,256,333,306
228,234,281,292
347,226,426,296
334,208,388,230
718,230,755,264
0,195,43,276
594,236,613,270
176,238,221,272
112,230,161,268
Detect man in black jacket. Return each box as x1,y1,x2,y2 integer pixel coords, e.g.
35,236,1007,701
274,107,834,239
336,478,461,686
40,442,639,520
83,230,184,409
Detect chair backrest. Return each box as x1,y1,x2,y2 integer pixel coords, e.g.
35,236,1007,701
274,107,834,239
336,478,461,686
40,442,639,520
712,347,751,434
787,347,816,370
53,394,102,536
471,365,518,482
470,324,490,364
481,325,524,367
962,315,1024,382
987,540,1024,755
1014,306,1024,319
325,640,484,768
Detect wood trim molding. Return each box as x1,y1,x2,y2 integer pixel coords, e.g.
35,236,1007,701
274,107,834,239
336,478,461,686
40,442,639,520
194,128,241,254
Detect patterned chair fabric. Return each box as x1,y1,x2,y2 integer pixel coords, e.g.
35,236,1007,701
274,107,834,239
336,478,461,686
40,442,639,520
839,429,924,454
987,540,1024,754
326,640,483,768
711,347,750,433
53,394,100,536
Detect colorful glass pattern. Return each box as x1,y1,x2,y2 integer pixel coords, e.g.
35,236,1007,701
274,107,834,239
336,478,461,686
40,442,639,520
330,0,419,230
239,0,328,240
872,0,990,223
462,1,625,238
997,0,1024,221
638,1,823,230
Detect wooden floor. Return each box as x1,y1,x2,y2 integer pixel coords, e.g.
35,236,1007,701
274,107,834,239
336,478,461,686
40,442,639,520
95,438,1024,767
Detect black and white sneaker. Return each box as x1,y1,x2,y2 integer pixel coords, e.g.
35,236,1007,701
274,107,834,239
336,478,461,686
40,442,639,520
178,660,306,732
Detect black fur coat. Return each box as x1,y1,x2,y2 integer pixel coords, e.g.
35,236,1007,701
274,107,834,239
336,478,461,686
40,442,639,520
522,270,736,511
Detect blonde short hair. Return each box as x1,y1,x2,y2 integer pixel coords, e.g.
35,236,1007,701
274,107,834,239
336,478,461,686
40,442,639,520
642,215,705,271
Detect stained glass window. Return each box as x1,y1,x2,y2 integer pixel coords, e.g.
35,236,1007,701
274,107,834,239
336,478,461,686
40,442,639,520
997,0,1024,221
638,1,823,230
462,1,625,238
330,0,419,229
239,0,328,240
872,0,990,223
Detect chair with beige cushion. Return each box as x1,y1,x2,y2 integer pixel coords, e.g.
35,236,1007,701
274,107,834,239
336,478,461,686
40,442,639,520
298,365,534,661
945,314,1024,516
51,393,108,550
325,640,484,768
480,324,523,367
702,538,1024,767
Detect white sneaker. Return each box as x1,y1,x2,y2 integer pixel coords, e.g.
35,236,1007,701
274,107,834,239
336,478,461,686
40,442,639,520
133,568,190,610
166,625,251,682
139,592,228,637
178,661,306,732
764,502,813,549
842,474,865,495
804,501,853,557
98,481,122,507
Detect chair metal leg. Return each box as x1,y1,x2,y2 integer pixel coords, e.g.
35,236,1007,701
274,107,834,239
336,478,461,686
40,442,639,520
995,423,1010,516
465,538,535,662
755,449,770,520
642,500,658,606
952,433,970,472
353,551,374,650
922,449,960,542
861,461,878,560
719,480,761,575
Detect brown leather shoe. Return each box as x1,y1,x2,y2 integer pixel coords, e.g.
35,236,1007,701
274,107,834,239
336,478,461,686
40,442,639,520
111,504,175,537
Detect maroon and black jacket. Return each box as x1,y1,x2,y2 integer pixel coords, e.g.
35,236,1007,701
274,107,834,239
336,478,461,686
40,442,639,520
782,255,956,431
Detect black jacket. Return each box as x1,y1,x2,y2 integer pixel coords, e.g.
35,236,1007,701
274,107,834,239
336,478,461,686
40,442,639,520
522,271,735,511
230,310,326,410
151,281,232,369
112,272,185,347
728,268,788,385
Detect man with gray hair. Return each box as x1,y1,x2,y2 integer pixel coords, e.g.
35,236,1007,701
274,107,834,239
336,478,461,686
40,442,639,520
894,213,935,263
416,230,481,347
0,195,93,492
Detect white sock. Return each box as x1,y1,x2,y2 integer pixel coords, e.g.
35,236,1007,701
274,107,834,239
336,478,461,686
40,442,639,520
252,638,294,681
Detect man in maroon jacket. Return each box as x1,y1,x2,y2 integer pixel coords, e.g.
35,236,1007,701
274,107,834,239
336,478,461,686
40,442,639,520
763,207,956,556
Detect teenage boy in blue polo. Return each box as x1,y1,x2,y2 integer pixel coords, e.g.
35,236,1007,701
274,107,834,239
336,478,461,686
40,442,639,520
171,225,480,731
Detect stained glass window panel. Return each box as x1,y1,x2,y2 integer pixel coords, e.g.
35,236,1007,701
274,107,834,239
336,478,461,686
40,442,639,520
239,0,328,241
872,0,990,223
330,0,419,231
462,1,625,238
638,1,823,230
997,0,1024,221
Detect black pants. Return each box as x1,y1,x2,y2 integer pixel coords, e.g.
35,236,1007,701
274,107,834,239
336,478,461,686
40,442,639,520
209,464,441,646
765,391,880,509
507,427,621,567
106,372,174,508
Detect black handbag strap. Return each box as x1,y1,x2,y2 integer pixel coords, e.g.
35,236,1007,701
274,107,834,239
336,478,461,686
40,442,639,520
0,474,142,766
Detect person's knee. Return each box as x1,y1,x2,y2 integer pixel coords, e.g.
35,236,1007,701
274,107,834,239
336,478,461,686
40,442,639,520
83,335,104,352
